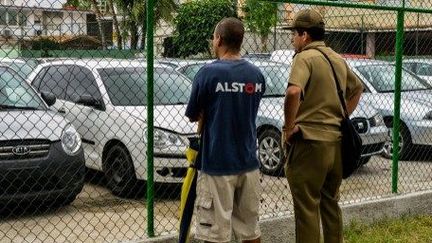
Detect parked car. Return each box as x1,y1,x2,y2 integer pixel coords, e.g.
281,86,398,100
402,58,432,86
169,59,389,175
242,52,271,60
157,59,213,81
26,59,197,197
0,65,84,207
0,58,38,79
270,49,295,64
347,59,432,159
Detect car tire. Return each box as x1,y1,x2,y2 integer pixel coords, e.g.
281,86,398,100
103,144,142,198
359,156,371,165
382,121,413,160
54,196,78,207
258,129,284,176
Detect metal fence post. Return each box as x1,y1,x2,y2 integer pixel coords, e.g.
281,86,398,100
146,0,155,237
392,8,405,194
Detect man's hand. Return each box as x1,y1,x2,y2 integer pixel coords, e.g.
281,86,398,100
197,112,204,134
282,125,300,146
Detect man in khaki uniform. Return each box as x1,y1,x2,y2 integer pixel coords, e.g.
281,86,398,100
283,9,363,243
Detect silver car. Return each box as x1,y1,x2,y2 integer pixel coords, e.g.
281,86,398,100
0,65,85,206
402,58,432,86
347,59,432,160
168,59,389,175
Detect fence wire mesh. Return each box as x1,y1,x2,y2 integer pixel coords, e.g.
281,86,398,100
0,0,431,242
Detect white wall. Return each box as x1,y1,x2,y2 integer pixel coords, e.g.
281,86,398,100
12,0,67,9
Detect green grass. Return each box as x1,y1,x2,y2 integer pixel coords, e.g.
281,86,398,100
344,215,432,243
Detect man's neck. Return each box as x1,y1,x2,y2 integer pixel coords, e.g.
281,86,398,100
218,49,241,60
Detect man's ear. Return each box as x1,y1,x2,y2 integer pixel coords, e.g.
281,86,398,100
303,31,311,42
216,35,222,47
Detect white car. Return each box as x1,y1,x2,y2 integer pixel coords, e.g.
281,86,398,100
27,59,197,197
347,59,432,160
270,49,295,64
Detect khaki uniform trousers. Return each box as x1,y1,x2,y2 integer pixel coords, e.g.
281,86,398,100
285,138,343,243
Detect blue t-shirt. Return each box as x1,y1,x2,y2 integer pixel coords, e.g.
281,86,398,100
185,59,266,175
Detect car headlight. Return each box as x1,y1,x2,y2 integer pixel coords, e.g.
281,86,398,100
145,128,188,152
424,111,432,120
369,113,384,127
61,123,82,156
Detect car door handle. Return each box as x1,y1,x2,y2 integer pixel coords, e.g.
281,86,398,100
58,108,66,114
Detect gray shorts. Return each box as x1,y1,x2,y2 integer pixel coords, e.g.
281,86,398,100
194,169,261,242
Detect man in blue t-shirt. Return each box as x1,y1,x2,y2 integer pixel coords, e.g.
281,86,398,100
186,17,265,243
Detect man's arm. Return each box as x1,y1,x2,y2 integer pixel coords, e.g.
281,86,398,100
345,62,363,116
346,88,362,116
283,85,302,144
185,69,206,123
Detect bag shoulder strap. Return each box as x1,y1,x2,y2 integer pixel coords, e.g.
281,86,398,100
312,48,349,118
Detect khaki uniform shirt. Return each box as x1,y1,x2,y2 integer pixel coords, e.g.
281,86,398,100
289,41,363,141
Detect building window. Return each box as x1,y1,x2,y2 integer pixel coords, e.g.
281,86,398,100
0,9,27,26
0,10,6,25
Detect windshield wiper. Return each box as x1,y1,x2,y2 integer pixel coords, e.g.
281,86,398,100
0,104,40,110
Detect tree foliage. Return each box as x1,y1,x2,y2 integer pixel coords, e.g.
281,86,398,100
243,0,278,52
173,0,236,58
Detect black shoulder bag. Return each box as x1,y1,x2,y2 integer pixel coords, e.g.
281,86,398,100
314,48,363,179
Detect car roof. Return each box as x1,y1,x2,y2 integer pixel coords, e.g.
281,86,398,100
402,58,432,64
36,58,168,69
345,58,391,67
157,58,213,69
270,49,295,62
248,59,290,67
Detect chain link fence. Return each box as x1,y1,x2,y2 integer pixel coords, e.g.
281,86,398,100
0,0,431,242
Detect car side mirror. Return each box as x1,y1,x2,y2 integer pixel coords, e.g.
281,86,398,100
77,94,102,109
41,91,56,107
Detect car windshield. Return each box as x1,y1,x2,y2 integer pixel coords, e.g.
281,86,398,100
0,67,46,110
416,63,432,76
355,64,431,92
98,67,192,106
1,60,37,79
259,64,290,97
181,63,206,80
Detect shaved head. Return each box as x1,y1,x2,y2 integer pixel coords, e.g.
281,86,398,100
214,17,245,52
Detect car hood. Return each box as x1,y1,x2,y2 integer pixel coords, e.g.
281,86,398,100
351,99,378,118
259,97,285,125
259,97,376,119
0,110,68,141
361,91,432,119
121,105,198,135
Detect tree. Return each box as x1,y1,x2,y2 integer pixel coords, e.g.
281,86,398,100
243,0,278,52
107,0,122,49
89,0,107,49
64,0,107,49
115,0,176,50
173,0,236,58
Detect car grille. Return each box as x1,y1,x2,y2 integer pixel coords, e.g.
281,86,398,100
351,118,368,134
0,140,51,161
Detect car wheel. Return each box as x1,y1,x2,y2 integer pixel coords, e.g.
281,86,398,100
54,196,78,207
359,156,371,165
258,129,284,176
382,121,413,160
103,144,142,198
